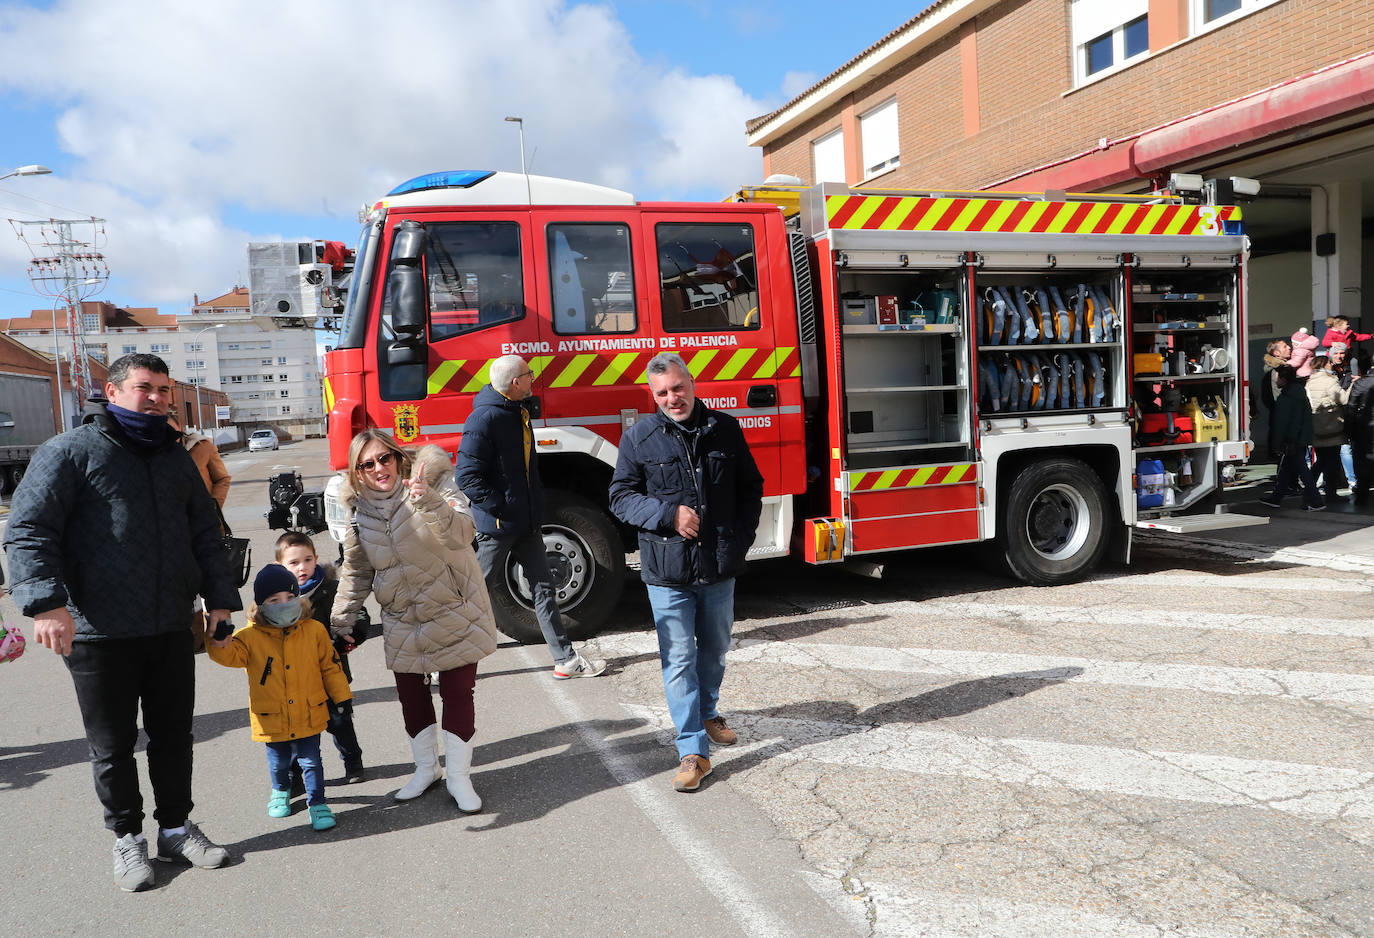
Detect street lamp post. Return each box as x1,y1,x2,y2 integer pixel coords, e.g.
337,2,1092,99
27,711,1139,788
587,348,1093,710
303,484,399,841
192,323,223,430
504,116,532,203
0,164,51,182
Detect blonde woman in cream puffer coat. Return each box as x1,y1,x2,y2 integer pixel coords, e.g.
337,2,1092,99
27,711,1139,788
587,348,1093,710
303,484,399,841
332,431,497,812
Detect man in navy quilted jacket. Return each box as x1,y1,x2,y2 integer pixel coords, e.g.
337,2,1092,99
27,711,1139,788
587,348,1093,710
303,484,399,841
455,354,606,679
609,352,763,793
3,354,241,892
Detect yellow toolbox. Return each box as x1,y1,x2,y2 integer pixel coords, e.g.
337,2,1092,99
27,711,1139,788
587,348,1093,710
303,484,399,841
1183,396,1228,442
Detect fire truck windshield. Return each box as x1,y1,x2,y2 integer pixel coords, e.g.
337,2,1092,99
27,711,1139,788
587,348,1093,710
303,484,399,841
336,222,377,350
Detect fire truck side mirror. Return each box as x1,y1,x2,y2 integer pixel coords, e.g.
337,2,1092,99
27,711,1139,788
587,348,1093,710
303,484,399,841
389,266,427,336
390,221,429,337
386,342,427,366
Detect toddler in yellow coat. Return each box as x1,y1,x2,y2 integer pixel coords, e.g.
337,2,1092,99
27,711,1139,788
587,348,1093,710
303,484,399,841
208,564,352,831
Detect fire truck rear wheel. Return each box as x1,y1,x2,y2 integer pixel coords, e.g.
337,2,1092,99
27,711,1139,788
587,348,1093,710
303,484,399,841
997,458,1109,585
487,491,626,645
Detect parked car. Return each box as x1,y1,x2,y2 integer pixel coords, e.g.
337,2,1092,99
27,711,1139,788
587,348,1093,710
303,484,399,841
248,429,279,452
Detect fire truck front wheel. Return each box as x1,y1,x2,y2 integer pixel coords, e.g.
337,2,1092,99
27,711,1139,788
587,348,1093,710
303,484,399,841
486,492,626,644
997,458,1109,585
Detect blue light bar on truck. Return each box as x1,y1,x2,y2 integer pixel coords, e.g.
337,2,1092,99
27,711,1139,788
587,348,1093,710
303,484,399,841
386,171,496,196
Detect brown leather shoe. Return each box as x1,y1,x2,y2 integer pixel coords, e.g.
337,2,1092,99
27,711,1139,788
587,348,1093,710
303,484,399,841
704,716,737,746
672,754,712,791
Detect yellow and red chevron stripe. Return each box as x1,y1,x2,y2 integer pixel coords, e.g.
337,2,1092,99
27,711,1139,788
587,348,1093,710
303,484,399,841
426,347,802,395
826,195,1241,237
849,463,976,492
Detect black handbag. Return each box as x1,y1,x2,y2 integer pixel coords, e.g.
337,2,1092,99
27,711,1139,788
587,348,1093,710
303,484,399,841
215,503,252,588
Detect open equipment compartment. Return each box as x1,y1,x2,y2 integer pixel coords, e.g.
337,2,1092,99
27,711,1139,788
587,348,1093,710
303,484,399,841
836,263,972,470
972,270,1125,418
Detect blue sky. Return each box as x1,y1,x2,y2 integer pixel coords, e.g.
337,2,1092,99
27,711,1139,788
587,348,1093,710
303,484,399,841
0,0,927,314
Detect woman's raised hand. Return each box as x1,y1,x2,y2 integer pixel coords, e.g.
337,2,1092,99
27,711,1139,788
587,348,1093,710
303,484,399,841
403,466,429,501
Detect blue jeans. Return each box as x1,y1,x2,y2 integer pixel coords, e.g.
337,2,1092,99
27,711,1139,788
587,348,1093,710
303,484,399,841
476,530,574,664
266,735,325,806
646,579,735,760
1341,443,1355,490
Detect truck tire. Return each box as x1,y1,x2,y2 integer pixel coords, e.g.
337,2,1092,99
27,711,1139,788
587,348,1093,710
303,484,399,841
996,457,1109,585
3,464,22,496
486,491,625,645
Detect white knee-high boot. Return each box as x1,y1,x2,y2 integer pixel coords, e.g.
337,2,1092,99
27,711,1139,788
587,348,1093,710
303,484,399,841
443,731,481,813
395,725,441,801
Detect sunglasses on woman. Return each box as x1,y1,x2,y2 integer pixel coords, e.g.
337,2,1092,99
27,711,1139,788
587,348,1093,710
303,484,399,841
357,452,395,473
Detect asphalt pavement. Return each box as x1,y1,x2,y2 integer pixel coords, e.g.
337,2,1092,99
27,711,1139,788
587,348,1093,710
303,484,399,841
1,442,1371,936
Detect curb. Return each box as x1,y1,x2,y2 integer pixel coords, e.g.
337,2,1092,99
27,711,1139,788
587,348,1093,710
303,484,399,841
1137,529,1374,574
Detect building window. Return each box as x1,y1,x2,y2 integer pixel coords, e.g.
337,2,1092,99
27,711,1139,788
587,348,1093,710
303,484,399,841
280,389,290,398
263,374,274,382
860,99,899,179
277,356,288,365
279,374,289,382
151,343,170,353
186,342,203,353
1073,0,1149,83
83,313,99,331
812,128,845,184
121,344,137,354
230,375,243,384
260,358,273,366
281,405,291,415
1192,0,1279,31
226,343,240,350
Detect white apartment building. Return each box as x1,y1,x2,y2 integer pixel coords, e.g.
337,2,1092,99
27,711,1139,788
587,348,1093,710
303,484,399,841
2,288,323,435
184,286,323,433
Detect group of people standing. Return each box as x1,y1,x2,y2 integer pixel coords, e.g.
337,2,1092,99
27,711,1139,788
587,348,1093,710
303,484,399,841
1257,315,1374,508
2,348,762,892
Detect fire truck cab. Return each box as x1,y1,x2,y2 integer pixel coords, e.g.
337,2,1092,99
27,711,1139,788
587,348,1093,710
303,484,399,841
323,170,1262,642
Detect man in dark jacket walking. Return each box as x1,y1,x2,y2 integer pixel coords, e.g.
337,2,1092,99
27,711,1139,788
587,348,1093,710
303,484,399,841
1260,364,1324,510
455,354,605,678
1347,368,1374,504
2,354,241,892
609,352,763,792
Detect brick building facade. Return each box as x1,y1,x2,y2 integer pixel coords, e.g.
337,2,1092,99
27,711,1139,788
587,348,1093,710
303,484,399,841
750,0,1374,195
747,0,1374,350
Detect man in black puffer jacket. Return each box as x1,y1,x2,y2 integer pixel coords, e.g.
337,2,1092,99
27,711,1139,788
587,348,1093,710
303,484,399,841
3,354,241,892
609,352,763,793
455,354,605,678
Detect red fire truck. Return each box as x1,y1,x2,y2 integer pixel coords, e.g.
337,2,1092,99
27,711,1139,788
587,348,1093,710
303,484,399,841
321,169,1261,642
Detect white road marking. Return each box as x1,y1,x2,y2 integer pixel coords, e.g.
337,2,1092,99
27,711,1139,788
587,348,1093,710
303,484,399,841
799,872,1261,938
1091,570,1374,594
620,703,1374,821
890,600,1374,638
527,646,794,938
592,632,1374,705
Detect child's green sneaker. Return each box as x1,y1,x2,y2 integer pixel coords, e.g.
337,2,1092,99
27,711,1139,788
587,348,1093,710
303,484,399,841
267,789,290,818
308,803,336,831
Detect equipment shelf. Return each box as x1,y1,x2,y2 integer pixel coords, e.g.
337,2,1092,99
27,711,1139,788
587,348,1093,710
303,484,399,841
979,343,1117,351
843,324,961,335
1133,318,1229,332
846,439,969,454
1132,441,1220,454
848,384,966,394
1133,372,1235,383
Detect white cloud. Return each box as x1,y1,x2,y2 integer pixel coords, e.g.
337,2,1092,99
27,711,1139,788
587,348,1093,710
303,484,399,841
0,0,769,304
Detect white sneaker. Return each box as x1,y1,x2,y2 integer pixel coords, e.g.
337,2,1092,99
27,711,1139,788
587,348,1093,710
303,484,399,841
553,652,607,679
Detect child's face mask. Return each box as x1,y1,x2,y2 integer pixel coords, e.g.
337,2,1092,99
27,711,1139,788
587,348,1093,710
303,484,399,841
260,598,303,629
